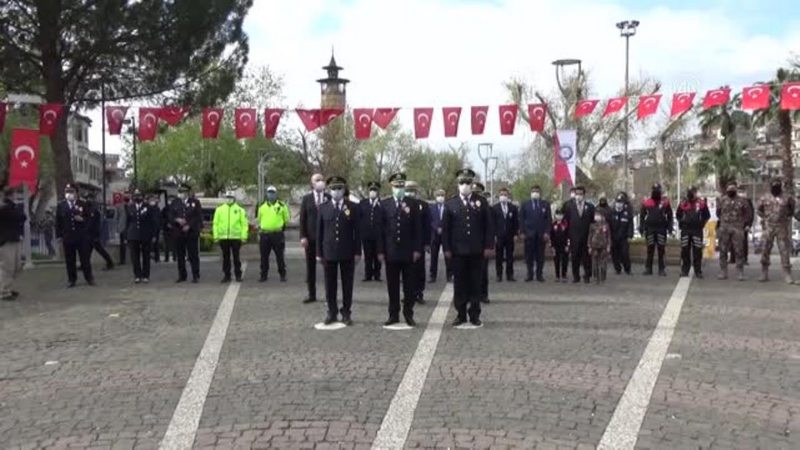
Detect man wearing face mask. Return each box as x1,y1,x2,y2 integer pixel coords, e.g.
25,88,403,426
563,186,594,283
257,186,290,282
359,181,383,282
757,178,795,283
405,181,431,304
429,188,451,283
213,191,248,283
56,184,94,287
443,169,494,326
519,185,551,282
0,185,26,301
610,193,635,275
83,191,114,271
317,176,361,325
676,186,710,278
716,181,751,281
492,187,519,282
300,173,330,303
168,184,203,283
125,189,157,283
639,183,674,276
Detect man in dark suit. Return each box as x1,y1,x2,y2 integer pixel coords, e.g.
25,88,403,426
56,184,94,287
300,173,330,303
429,188,451,283
125,189,157,283
492,187,519,282
405,181,430,305
443,169,494,327
378,173,423,326
317,176,361,325
519,185,552,282
564,185,595,283
167,184,203,283
359,181,383,282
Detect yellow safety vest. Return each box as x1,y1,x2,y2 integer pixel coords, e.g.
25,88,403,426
257,200,289,232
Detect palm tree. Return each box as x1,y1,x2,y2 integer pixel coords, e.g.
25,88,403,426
697,88,752,145
695,140,756,192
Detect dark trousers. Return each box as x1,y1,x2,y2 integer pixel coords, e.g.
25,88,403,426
118,233,127,264
452,254,483,321
386,261,415,320
680,230,703,275
495,236,515,279
362,239,381,280
151,234,160,261
524,235,545,277
219,240,242,278
611,238,631,273
413,251,426,300
129,240,152,279
481,258,489,300
91,239,113,267
429,234,451,280
304,241,318,300
570,240,591,281
64,239,93,283
175,234,200,280
324,259,355,318
554,248,569,279
645,231,667,272
259,232,286,278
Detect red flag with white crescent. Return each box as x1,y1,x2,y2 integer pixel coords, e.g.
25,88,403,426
296,109,321,132
373,108,399,129
39,103,64,137
742,85,771,110
670,92,695,117
138,108,160,141
603,97,627,117
574,100,599,118
498,105,518,135
0,102,6,133
264,108,284,138
527,104,547,132
234,108,257,139
780,82,800,110
470,106,489,135
105,106,128,135
158,106,188,126
202,108,223,139
414,108,433,139
442,107,462,137
353,108,374,140
8,128,41,194
637,94,661,120
702,88,730,109
553,129,577,187
320,108,344,127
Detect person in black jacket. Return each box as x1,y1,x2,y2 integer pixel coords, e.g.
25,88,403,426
492,187,519,282
610,193,635,275
299,173,330,303
429,189,451,282
161,195,175,262
639,183,674,276
147,194,162,263
56,184,94,287
563,185,595,283
317,176,361,325
126,189,157,283
677,186,710,278
405,181,430,304
471,182,492,303
0,185,26,301
359,181,383,282
83,191,114,270
550,208,569,282
519,185,551,282
167,184,203,283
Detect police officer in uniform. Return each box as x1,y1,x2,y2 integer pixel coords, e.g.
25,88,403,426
359,181,383,282
639,183,673,276
404,181,430,304
168,184,202,283
610,193,634,275
300,174,330,303
317,176,361,325
676,186,710,278
378,173,423,326
56,184,94,287
443,169,494,326
125,189,157,283
213,191,248,283
257,186,290,282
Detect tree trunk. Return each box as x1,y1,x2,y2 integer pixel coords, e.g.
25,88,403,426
778,110,794,197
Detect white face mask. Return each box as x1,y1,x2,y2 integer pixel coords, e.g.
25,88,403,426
530,192,540,200
368,190,378,199
570,193,576,199
226,197,235,204
65,193,76,201
392,188,405,199
314,180,326,192
615,202,624,211
436,196,445,203
555,214,564,221
575,195,584,203
330,189,344,201
178,193,188,201
406,191,417,199
458,184,472,196
499,195,509,203
594,215,603,222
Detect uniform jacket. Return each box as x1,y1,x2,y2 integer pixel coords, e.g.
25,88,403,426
125,201,158,242
0,199,26,245
519,198,551,237
378,196,423,263
56,199,91,243
358,198,383,241
716,195,752,229
550,219,569,250
563,200,595,244
610,207,635,240
442,193,494,256
408,198,432,247
317,199,361,262
757,194,795,227
212,203,249,241
167,196,203,237
492,202,520,240
86,201,103,239
639,197,674,234
300,191,330,242
677,199,711,232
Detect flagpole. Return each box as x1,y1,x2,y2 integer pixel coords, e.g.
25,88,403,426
22,184,34,269
101,85,107,216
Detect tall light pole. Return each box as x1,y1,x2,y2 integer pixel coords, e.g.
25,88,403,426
477,142,494,196
552,59,582,201
616,19,639,195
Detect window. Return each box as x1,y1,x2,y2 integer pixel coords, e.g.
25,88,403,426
74,126,83,142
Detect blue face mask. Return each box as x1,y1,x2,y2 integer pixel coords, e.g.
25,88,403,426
266,192,277,201
392,188,405,199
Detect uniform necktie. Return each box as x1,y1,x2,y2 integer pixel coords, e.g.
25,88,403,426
439,204,443,220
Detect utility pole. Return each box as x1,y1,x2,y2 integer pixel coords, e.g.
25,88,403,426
616,19,640,195
477,143,493,196
552,59,582,201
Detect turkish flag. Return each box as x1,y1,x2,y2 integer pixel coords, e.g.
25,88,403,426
320,108,344,127
442,107,462,137
353,108,374,140
296,109,321,132
202,108,223,139
575,100,599,118
8,128,40,194
39,103,64,137
0,102,6,133
780,82,800,110
264,108,284,138
742,85,771,111
637,94,661,120
413,108,434,139
603,97,627,117
527,104,547,132
158,106,188,126
671,92,695,117
470,106,489,135
105,106,128,135
373,108,399,129
138,108,160,141
498,105,518,135
234,108,257,139
702,88,730,109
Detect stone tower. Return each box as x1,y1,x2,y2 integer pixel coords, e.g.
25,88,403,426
317,50,349,108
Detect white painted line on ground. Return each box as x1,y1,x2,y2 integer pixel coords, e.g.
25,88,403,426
160,263,247,450
372,283,454,450
597,275,693,450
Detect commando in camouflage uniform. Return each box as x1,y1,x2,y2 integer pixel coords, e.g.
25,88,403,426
716,182,752,281
757,179,796,283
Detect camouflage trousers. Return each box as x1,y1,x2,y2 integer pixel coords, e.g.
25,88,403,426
591,247,608,282
760,223,792,269
718,225,744,270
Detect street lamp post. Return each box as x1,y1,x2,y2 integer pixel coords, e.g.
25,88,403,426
477,142,494,197
488,156,498,201
552,59,582,201
123,118,138,188
616,19,640,195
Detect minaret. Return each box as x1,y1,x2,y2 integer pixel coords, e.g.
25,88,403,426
317,50,349,108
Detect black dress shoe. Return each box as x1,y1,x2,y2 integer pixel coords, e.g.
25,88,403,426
86,280,96,286
342,317,353,326
259,276,267,282
583,277,591,284
67,281,76,288
573,278,580,283
235,276,243,282
374,277,382,282
175,278,187,283
642,269,653,275
416,298,426,305
221,277,231,283
537,276,545,282
452,318,467,327
680,271,689,277
428,277,436,283
695,272,704,279
362,277,371,282
507,276,517,282
280,275,287,282
496,276,502,282
480,297,491,304
384,318,400,326
658,270,667,277
191,277,199,283
525,275,533,282
303,297,317,304
324,317,336,325
405,317,417,327
470,319,482,327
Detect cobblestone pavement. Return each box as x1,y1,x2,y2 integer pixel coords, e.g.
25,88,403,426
1,252,799,449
